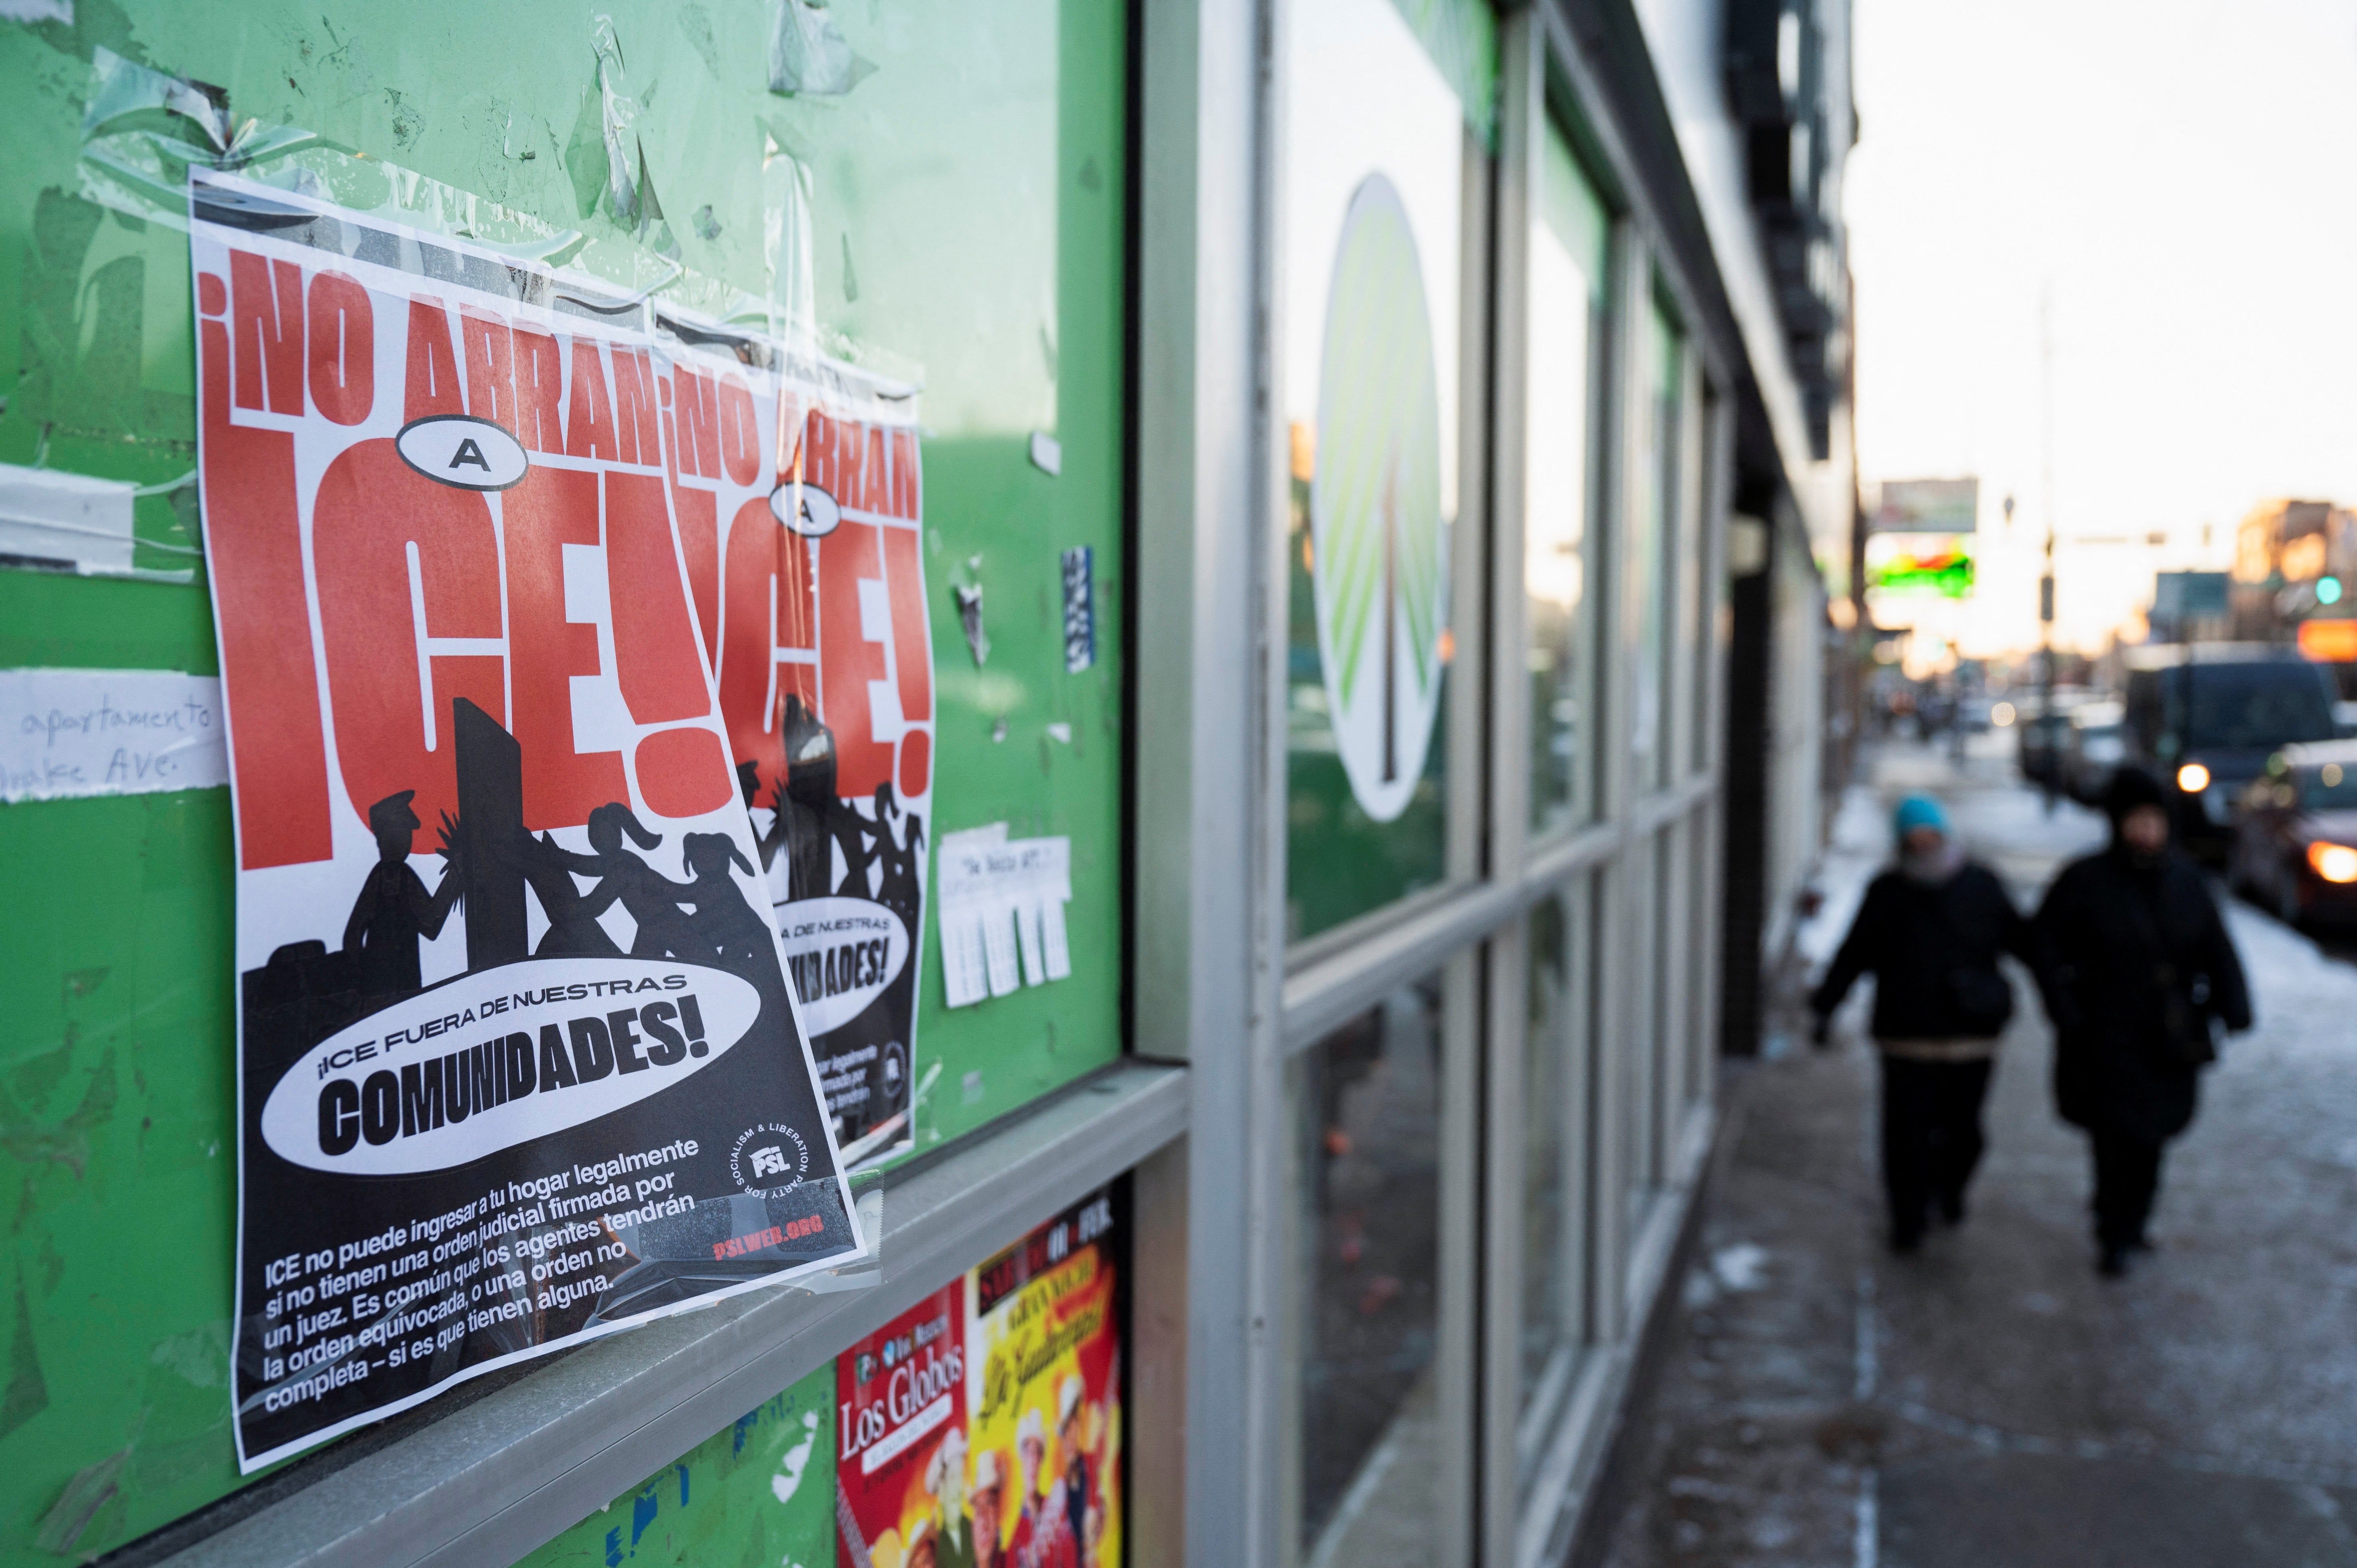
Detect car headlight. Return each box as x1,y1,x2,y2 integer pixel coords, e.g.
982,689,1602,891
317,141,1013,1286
2308,841,2357,884
2176,761,2212,794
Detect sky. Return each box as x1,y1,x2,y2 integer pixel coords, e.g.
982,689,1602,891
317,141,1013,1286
1846,0,2357,656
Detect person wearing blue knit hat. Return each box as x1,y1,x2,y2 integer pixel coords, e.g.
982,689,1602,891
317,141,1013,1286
1892,794,1949,842
1811,793,2038,1252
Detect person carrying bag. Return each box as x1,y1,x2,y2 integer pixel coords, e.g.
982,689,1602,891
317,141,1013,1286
2035,766,2250,1278
1811,795,2038,1253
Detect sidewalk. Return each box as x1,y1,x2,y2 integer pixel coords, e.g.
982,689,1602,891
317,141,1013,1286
1600,739,2357,1568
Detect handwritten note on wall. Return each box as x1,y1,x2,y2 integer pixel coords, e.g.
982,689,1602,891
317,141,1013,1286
936,824,1074,1008
1,668,228,803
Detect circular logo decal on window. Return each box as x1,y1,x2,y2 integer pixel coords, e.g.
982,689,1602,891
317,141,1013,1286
1310,175,1447,824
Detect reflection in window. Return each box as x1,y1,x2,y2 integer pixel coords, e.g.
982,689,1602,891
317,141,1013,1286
1292,976,1444,1563
1527,126,1611,836
1631,298,1683,788
1690,393,1719,773
1518,891,1586,1477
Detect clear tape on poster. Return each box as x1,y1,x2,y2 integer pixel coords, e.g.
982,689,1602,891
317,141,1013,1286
42,30,921,584
69,34,921,390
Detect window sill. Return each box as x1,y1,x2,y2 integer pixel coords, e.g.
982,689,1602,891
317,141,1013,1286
148,1059,1187,1568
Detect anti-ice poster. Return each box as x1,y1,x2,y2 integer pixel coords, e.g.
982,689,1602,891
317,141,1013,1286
652,314,933,1172
191,172,865,1469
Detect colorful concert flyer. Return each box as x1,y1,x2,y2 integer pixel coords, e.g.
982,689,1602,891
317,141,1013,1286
964,1190,1123,1568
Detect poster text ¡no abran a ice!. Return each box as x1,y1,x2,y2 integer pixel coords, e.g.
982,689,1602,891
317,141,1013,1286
191,171,861,1471
650,314,932,1173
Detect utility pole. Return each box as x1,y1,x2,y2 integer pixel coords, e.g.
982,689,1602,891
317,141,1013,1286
2040,286,2057,813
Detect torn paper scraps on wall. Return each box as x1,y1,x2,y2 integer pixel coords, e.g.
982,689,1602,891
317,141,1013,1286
1,668,227,803
769,0,875,95
936,824,1073,1008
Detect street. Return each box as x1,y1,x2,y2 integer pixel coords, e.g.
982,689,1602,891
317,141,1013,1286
1603,738,2357,1568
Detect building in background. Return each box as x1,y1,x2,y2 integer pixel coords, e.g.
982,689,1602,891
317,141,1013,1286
1703,0,1860,1054
0,0,1848,1564
2230,500,2357,673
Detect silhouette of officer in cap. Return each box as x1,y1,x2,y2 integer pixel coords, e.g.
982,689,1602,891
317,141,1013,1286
342,789,463,1004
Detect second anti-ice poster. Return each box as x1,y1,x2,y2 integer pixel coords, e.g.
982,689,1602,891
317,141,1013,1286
654,314,933,1171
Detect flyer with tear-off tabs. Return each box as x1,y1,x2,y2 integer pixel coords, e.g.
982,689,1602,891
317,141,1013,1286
190,171,867,1469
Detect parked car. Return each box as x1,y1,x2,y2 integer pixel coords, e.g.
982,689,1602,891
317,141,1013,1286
2122,644,2341,858
2008,690,2092,789
2063,700,2125,804
2230,740,2357,925
2016,706,2071,788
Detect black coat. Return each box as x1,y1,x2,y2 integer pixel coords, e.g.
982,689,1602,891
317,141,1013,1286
2034,847,2251,1142
1812,862,2035,1041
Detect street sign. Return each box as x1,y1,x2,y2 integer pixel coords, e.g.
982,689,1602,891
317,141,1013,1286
2152,570,2229,620
1868,478,1979,535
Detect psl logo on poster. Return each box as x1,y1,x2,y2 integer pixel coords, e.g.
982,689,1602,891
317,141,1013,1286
652,316,933,1172
1311,174,1447,823
188,172,865,1471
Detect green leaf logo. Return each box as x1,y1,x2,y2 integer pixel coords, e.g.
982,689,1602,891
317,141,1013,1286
1310,175,1447,823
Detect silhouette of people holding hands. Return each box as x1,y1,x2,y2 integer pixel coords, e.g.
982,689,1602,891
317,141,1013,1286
871,781,925,926
505,828,622,958
680,832,773,967
579,803,701,960
343,790,463,1002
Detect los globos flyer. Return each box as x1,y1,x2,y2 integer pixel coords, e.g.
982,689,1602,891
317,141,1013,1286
189,171,936,1467
836,1190,1123,1568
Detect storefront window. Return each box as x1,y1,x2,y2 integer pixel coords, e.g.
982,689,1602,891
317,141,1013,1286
1519,888,1589,1466
1527,125,1612,836
1281,0,1476,943
1290,974,1447,1562
1691,393,1721,776
1631,298,1683,789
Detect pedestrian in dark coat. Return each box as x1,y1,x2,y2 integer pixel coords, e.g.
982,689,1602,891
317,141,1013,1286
2035,765,2250,1278
1811,794,2037,1252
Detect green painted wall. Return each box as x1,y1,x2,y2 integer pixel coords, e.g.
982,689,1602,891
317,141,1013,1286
510,1362,834,1568
0,0,1125,1557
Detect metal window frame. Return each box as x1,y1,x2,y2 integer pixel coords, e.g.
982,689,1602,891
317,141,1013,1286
1127,0,1274,1566
1254,0,1500,1558
1267,7,1742,1492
